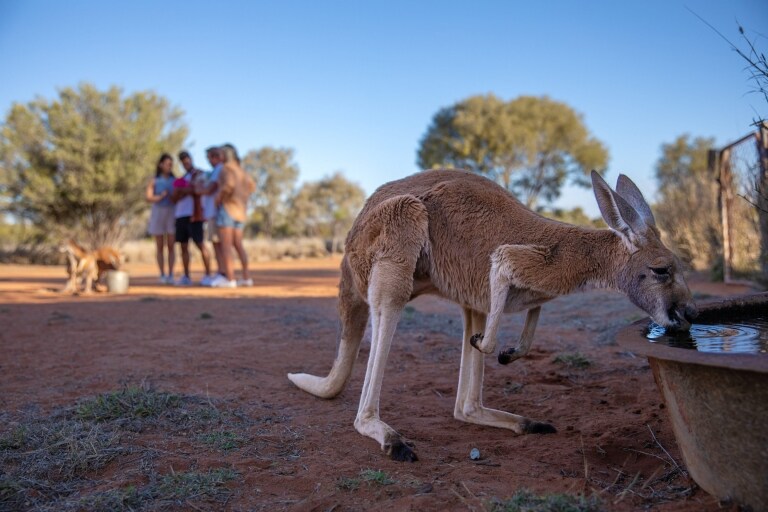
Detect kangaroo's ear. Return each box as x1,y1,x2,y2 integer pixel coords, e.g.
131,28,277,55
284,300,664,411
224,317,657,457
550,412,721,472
591,170,647,246
616,174,656,227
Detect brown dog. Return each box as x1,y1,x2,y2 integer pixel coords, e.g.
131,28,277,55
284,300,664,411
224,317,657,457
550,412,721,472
61,240,121,294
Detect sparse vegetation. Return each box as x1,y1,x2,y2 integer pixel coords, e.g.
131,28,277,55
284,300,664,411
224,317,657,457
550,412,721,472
360,468,396,486
197,430,244,452
0,418,125,510
154,468,237,502
489,489,602,512
74,485,145,512
336,476,361,491
75,386,181,422
553,352,592,369
0,388,252,511
74,469,237,511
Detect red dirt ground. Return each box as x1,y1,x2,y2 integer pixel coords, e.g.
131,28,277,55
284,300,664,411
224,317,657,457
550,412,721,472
0,258,755,511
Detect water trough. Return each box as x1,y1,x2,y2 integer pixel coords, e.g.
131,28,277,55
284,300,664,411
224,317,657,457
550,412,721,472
617,292,768,510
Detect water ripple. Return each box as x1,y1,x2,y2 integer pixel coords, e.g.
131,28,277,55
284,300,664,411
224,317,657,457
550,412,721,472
646,317,768,354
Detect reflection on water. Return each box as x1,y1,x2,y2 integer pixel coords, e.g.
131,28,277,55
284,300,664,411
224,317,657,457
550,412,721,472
646,317,768,354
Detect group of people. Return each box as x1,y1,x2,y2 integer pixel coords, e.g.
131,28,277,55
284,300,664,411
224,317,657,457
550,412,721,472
145,144,256,288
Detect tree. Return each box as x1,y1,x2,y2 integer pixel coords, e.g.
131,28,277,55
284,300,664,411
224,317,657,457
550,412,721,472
288,172,366,251
242,147,300,237
417,94,609,208
653,135,721,270
0,83,188,247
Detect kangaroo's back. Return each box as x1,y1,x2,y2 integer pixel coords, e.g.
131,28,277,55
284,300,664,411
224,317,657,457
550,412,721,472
346,169,574,308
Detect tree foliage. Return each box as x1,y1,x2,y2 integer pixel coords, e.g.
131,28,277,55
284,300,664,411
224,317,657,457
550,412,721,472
653,134,721,270
417,94,609,207
0,83,188,247
242,147,299,237
288,172,366,251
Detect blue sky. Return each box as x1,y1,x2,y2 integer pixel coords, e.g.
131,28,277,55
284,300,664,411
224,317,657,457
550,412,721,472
1,0,766,217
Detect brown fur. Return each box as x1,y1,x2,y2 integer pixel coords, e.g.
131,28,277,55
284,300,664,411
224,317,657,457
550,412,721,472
61,240,121,294
288,169,696,461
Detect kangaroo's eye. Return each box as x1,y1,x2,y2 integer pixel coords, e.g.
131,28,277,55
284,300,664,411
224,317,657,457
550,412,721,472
650,266,670,276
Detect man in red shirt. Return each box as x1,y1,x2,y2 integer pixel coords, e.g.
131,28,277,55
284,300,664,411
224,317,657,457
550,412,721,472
171,150,212,285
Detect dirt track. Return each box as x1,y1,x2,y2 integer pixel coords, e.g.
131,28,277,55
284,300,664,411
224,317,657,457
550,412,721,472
0,258,753,511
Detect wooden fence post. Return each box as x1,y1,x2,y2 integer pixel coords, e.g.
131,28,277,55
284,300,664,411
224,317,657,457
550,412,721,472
757,122,768,278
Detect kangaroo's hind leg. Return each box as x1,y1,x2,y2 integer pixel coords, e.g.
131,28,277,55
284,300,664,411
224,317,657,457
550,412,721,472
290,194,429,462
354,259,417,461
353,195,428,461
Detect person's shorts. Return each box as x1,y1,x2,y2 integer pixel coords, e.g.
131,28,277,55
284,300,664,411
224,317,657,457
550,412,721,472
216,207,244,230
206,218,220,243
175,216,205,244
147,205,175,235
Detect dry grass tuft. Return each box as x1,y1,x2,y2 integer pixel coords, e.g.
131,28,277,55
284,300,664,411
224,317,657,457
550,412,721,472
0,386,252,511
488,489,602,512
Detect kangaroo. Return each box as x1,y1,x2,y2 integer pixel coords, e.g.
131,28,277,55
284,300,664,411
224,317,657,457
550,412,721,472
61,240,121,294
288,169,697,462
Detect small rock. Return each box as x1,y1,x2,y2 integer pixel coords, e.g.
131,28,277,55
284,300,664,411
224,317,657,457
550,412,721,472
417,482,433,494
469,448,481,460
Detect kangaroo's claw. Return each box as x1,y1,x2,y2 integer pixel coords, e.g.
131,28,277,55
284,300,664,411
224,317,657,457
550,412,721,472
498,347,517,365
469,333,484,350
386,439,418,462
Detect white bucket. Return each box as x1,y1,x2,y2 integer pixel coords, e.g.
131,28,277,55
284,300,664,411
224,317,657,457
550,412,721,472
105,270,130,294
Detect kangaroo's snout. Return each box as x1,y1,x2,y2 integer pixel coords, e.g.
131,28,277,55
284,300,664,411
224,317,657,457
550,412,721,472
666,301,697,332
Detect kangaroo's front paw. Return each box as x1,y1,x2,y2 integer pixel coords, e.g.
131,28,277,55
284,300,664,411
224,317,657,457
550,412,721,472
469,333,484,350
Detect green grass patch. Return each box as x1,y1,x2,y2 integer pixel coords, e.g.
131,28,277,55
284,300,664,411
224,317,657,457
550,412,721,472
76,485,145,512
341,466,413,492
553,352,592,369
155,468,237,501
75,386,181,422
360,468,395,486
489,489,602,512
197,430,244,452
0,426,26,450
76,469,237,511
337,476,361,491
0,418,125,510
1,419,123,480
0,387,249,511
0,478,25,511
